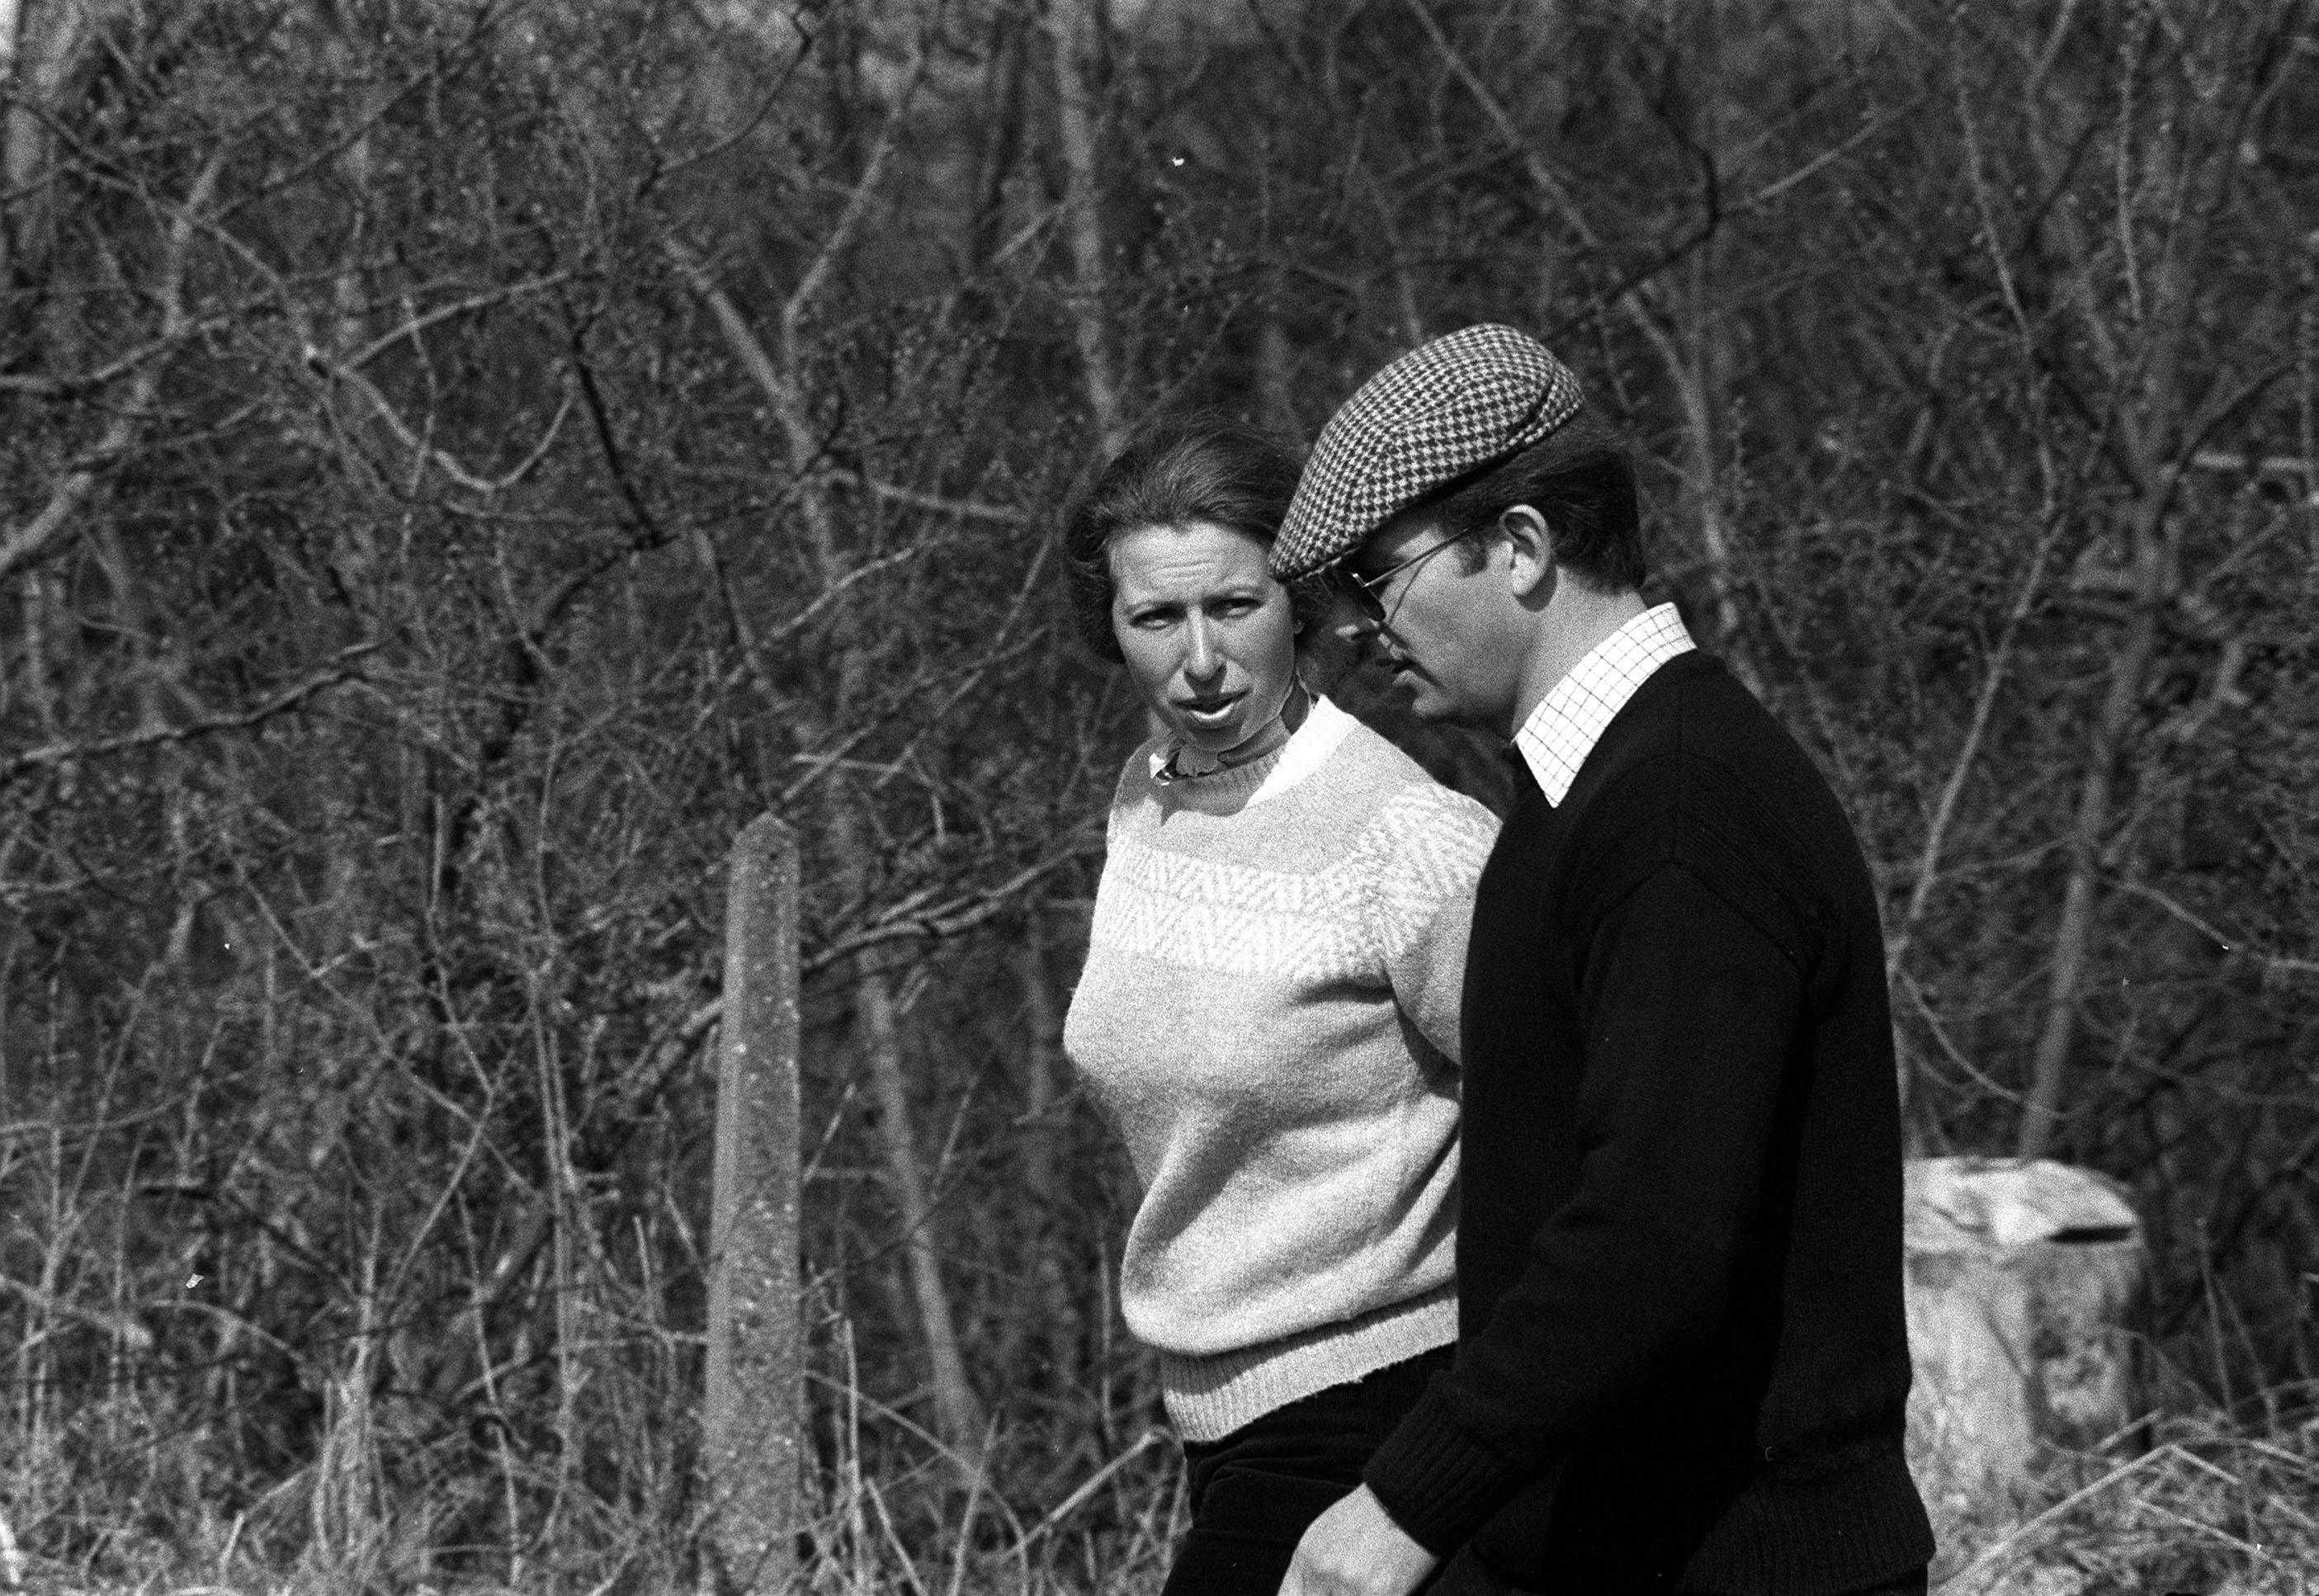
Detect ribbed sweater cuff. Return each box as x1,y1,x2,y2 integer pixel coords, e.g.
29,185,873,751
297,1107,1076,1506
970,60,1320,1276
1361,1382,1528,1556
1160,1285,1457,1443
1682,1438,1935,1594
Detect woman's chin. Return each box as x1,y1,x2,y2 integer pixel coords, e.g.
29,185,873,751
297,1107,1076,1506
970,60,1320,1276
1164,692,1290,764
1169,711,1244,752
1174,728,1240,759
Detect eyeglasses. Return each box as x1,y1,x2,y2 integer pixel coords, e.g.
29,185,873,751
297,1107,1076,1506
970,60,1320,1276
1345,526,1476,625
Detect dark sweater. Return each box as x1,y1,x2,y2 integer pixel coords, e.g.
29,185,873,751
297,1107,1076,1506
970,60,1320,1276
1363,653,1934,1594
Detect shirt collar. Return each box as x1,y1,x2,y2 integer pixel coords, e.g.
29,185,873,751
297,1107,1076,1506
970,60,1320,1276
1512,603,1695,804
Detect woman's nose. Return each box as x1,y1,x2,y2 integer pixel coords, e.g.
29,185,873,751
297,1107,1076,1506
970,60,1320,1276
1183,617,1223,680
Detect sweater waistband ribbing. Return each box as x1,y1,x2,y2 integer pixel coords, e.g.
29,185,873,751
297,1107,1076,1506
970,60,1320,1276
1160,1283,1458,1443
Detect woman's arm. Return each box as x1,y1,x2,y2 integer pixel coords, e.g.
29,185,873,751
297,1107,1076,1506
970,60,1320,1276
1358,783,1498,1064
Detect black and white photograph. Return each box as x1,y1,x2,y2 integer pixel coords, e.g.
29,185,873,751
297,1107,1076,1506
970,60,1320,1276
2,2,2313,1592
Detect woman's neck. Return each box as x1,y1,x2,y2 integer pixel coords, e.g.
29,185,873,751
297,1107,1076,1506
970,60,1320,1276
1215,679,1308,769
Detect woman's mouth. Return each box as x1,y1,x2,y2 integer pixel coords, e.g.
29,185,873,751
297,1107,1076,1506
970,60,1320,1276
1177,693,1244,730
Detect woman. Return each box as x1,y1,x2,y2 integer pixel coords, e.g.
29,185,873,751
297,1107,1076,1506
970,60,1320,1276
1059,416,1498,1595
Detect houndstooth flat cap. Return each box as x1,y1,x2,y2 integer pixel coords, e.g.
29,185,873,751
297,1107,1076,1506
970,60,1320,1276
1270,324,1585,580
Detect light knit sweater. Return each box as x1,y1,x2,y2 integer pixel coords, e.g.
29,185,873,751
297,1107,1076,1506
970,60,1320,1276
1063,695,1498,1442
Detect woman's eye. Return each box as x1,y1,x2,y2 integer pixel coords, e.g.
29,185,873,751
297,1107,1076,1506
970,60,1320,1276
1129,608,1174,629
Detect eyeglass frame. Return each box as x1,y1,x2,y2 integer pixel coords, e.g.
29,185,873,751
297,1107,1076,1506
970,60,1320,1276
1343,522,1481,626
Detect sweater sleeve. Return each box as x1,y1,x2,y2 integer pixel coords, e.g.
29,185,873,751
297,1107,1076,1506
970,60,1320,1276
1363,831,1812,1553
1357,783,1498,1065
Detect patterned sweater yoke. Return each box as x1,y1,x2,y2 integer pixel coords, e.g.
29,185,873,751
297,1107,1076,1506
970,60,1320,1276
1063,696,1499,1442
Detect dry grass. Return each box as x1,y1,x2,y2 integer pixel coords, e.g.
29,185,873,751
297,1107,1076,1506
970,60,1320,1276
6,1391,2317,1594
1927,1400,2319,1596
0,1378,1190,1596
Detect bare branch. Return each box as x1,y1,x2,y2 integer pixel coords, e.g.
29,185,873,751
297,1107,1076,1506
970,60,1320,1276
664,238,840,576
0,309,254,398
778,532,1056,809
2189,448,2317,483
0,146,224,585
781,31,932,352
344,272,576,371
2108,877,2319,979
802,838,1101,976
1400,0,1598,245
1049,0,1124,446
1,644,377,783
305,342,574,495
664,238,801,411
1887,512,2070,982
0,1272,153,1351
832,470,1029,526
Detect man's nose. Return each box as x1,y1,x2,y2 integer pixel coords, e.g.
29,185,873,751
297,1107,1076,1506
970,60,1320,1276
1321,584,1381,640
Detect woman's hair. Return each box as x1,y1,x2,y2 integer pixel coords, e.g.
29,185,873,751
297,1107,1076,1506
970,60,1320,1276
1424,408,1647,594
1060,413,1321,662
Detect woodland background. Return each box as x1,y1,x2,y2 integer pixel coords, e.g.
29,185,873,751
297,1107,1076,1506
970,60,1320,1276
2,0,2316,1591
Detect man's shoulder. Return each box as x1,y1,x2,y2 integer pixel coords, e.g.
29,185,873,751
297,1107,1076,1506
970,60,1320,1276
1578,654,1841,826
1557,654,1866,933
1598,650,1780,759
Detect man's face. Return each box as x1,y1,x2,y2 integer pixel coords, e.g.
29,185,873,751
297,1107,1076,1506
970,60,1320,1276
1342,508,1527,729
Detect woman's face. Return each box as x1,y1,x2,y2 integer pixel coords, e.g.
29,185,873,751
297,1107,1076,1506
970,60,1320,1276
1108,519,1301,760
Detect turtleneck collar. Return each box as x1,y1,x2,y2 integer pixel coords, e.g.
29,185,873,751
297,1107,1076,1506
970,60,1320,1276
1148,693,1358,812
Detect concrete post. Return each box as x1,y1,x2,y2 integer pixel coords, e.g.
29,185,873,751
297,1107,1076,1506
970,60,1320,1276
704,815,802,1594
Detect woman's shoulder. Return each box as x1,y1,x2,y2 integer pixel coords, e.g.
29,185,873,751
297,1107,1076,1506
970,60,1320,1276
1315,710,1499,842
1315,719,1495,929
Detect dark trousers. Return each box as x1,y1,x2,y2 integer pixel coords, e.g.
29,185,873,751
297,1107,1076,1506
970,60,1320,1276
1158,1345,1929,1596
1427,1544,1932,1596
1159,1346,1453,1596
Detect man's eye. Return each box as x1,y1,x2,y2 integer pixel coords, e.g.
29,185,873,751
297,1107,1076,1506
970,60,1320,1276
1130,609,1174,629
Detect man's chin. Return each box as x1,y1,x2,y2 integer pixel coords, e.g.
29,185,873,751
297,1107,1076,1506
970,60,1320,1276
1396,674,1469,726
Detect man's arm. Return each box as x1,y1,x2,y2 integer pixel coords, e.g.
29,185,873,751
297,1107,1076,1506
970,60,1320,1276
1359,851,1811,1553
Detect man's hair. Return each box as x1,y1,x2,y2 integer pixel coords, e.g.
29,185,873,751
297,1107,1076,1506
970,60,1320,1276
1411,408,1647,593
1060,413,1319,662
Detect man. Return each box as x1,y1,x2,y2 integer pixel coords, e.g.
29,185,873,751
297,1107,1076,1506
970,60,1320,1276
1266,325,1935,1596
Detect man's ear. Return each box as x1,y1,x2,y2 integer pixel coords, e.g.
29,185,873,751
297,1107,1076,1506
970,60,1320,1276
1499,506,1556,601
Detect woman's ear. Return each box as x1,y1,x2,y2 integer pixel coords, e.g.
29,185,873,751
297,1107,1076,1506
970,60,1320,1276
1499,506,1556,601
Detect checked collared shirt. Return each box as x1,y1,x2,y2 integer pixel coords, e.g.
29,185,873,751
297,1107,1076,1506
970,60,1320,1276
1512,602,1696,804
